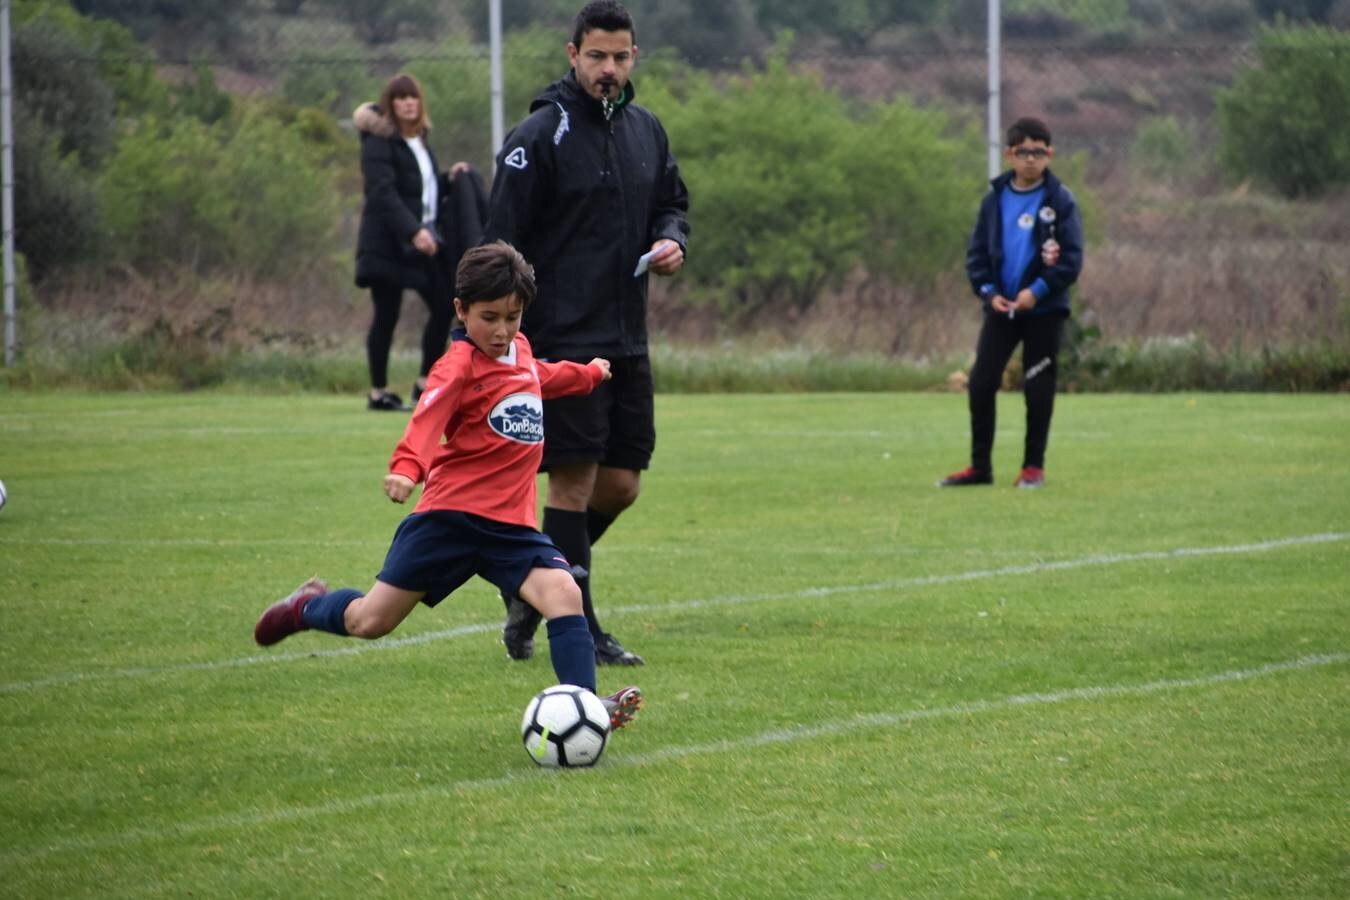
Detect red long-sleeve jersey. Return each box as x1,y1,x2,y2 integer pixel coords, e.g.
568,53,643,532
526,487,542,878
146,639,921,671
388,331,605,528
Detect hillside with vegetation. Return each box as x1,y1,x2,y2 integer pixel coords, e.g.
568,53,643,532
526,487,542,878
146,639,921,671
9,0,1349,390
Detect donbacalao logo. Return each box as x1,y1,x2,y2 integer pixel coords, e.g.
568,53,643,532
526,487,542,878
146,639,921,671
488,392,544,444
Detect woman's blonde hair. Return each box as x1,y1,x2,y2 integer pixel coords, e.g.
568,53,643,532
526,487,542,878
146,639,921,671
379,73,431,134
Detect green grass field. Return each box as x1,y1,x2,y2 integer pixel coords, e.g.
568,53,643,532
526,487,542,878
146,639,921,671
1,391,1346,898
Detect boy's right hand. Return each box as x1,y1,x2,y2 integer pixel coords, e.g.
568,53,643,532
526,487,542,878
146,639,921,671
384,473,416,503
589,358,612,380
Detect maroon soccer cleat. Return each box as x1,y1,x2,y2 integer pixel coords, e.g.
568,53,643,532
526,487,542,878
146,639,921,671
254,578,327,646
600,685,643,730
937,466,993,487
1014,466,1045,489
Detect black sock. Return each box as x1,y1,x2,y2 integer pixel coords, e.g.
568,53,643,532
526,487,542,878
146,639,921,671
586,507,617,545
542,507,603,638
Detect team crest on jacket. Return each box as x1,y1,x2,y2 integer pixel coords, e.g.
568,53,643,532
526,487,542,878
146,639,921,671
489,392,544,443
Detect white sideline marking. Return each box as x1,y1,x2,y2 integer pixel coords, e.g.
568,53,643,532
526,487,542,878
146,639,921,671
2,652,1344,863
1,531,1345,696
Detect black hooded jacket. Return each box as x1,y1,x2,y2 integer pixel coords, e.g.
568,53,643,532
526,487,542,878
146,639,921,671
484,72,690,359
353,102,487,292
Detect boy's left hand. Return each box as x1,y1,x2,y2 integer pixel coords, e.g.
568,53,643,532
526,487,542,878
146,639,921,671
1013,289,1037,313
589,358,612,380
384,473,416,503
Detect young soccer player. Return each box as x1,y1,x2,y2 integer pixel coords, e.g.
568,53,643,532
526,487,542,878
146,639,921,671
939,116,1084,490
253,240,641,729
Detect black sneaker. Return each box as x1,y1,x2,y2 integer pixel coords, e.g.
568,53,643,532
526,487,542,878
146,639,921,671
501,595,541,661
411,381,426,405
595,632,644,666
367,391,406,411
937,466,993,487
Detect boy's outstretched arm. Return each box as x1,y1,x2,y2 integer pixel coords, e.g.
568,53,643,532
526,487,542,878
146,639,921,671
537,358,610,400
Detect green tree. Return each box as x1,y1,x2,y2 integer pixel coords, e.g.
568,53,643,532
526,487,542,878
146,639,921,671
625,0,764,65
752,0,941,47
11,3,159,276
98,107,341,276
317,0,442,45
643,46,982,319
1254,0,1337,22
1217,24,1350,197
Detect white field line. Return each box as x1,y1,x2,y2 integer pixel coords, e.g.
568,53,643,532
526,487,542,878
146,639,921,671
1,531,1345,696
2,651,1344,864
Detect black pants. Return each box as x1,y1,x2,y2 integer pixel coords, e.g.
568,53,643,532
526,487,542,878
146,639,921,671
366,258,452,389
967,312,1065,472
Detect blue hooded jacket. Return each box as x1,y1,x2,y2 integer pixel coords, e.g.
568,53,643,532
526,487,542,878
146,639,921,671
965,168,1083,317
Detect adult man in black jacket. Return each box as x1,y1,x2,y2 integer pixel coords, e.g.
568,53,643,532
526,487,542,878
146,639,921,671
485,0,690,666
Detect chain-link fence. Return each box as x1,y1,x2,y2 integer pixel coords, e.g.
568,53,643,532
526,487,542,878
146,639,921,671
9,0,1350,367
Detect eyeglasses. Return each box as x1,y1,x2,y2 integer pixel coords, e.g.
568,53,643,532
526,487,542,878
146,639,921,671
1012,147,1049,160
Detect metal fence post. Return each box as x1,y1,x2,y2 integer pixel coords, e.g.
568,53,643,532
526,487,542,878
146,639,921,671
2,0,16,367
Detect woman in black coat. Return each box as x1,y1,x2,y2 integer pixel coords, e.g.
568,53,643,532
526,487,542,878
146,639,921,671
353,74,468,410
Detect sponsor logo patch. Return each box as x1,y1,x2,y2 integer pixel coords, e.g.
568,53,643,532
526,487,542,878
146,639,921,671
488,392,544,443
504,147,528,170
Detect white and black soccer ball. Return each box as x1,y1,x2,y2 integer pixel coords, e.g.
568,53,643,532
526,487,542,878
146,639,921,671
521,684,611,768
0,479,6,514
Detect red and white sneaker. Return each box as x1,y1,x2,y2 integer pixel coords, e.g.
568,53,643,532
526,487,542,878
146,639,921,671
254,578,327,646
600,686,643,730
1015,466,1045,489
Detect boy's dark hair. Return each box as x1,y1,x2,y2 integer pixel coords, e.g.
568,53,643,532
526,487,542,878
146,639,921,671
456,241,537,309
571,1,635,48
1007,116,1052,146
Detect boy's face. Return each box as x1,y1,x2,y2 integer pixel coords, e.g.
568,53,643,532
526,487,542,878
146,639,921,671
1006,137,1053,185
454,294,523,358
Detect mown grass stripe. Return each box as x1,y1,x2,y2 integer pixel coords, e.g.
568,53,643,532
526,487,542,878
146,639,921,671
3,651,1343,863
1,531,1344,695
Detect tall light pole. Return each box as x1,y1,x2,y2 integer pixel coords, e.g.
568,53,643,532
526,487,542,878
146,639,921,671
2,0,15,366
987,0,1001,180
489,0,504,169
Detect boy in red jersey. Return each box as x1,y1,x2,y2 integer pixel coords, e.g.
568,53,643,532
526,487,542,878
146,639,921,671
253,241,641,728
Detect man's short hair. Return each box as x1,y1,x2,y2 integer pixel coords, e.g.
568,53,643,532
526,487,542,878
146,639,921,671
1007,117,1052,146
571,0,635,48
456,241,537,309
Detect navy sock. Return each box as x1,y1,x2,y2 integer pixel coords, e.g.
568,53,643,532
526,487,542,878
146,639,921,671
545,614,596,693
301,588,362,636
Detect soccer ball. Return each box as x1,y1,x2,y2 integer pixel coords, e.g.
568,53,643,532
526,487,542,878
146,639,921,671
0,479,6,514
521,684,611,768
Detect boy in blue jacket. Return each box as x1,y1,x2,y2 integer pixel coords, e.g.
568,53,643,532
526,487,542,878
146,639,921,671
940,117,1084,489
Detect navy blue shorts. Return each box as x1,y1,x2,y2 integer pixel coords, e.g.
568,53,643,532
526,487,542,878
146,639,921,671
541,354,655,471
376,510,573,607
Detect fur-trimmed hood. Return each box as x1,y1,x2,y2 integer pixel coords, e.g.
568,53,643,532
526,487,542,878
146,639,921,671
353,102,422,139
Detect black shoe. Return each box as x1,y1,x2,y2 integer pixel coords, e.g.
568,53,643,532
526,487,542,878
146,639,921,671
595,632,644,666
937,466,993,487
367,391,406,411
411,382,426,405
502,595,541,661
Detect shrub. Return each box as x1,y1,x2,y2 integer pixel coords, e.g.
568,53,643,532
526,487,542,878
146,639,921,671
98,106,342,276
1217,24,1350,197
1131,115,1199,183
643,46,983,320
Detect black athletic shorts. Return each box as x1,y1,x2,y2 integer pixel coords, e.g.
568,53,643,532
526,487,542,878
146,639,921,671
377,510,573,607
541,354,655,472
